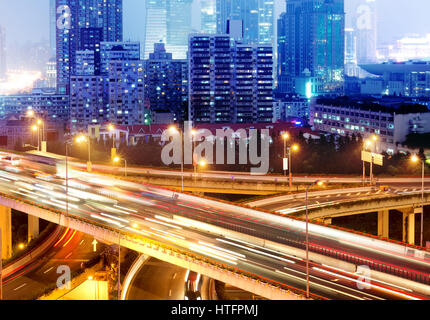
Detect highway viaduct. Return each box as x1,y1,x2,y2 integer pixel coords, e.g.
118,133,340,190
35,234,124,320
249,191,430,246
0,194,311,300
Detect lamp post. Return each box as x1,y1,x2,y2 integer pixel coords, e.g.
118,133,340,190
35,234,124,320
113,156,127,177
305,179,324,298
31,125,39,151
411,154,425,247
76,134,92,172
282,133,289,177
289,144,299,189
191,129,197,181
169,126,185,192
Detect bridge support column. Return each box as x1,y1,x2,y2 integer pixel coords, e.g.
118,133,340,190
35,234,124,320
377,210,389,238
0,205,12,260
401,208,416,245
28,215,39,243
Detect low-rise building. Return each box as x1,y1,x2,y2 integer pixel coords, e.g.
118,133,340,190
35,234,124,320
310,96,430,153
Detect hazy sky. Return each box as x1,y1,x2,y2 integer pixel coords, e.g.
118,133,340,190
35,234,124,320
0,0,429,48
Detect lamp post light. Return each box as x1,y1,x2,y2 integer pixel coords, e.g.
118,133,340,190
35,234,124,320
305,179,324,298
411,154,425,247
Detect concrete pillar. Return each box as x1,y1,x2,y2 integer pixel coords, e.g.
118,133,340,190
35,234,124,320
377,210,389,238
323,218,332,225
28,215,39,243
408,213,416,245
0,205,12,260
41,141,47,153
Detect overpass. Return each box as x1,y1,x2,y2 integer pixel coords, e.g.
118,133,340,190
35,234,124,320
0,151,429,300
249,187,430,246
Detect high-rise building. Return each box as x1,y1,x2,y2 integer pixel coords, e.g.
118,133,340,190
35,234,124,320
55,0,123,94
166,0,193,46
351,0,377,64
0,26,6,79
107,60,147,126
144,0,193,59
70,75,109,131
277,0,345,95
144,42,188,122
201,0,217,34
216,0,274,45
50,0,57,56
189,34,273,124
144,0,167,59
345,28,359,77
100,42,140,74
70,41,143,131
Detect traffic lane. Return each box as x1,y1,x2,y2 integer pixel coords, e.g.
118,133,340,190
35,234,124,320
92,183,430,281
127,258,188,300
2,232,104,300
172,226,425,300
1,165,428,298
257,191,396,212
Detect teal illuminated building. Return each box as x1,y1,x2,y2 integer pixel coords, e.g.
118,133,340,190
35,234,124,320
277,0,345,96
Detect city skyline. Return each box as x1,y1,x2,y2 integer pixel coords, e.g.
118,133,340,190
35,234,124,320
1,0,430,48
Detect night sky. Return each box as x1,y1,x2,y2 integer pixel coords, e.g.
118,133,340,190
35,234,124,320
0,0,428,48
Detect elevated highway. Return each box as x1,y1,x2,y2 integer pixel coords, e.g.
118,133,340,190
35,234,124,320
0,151,429,300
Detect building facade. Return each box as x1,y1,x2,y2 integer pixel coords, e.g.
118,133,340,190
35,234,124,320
189,34,273,124
144,43,188,123
277,0,345,95
0,25,6,79
0,89,69,121
216,0,274,45
55,0,123,94
310,97,430,153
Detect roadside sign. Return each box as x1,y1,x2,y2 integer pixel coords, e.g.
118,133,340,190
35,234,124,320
362,151,384,166
283,158,288,171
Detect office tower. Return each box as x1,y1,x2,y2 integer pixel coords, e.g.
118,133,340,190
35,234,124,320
216,0,274,45
144,0,193,59
50,0,57,56
166,0,193,46
55,0,123,94
144,42,188,122
201,0,217,33
189,34,273,124
277,0,345,95
100,42,140,74
345,28,359,77
144,0,167,59
352,0,377,64
0,26,5,79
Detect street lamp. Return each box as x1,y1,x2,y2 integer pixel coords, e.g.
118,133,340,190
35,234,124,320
31,125,40,151
75,134,92,172
411,154,425,247
282,133,290,177
113,156,127,177
169,126,184,192
191,129,198,181
289,144,299,189
305,179,324,298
